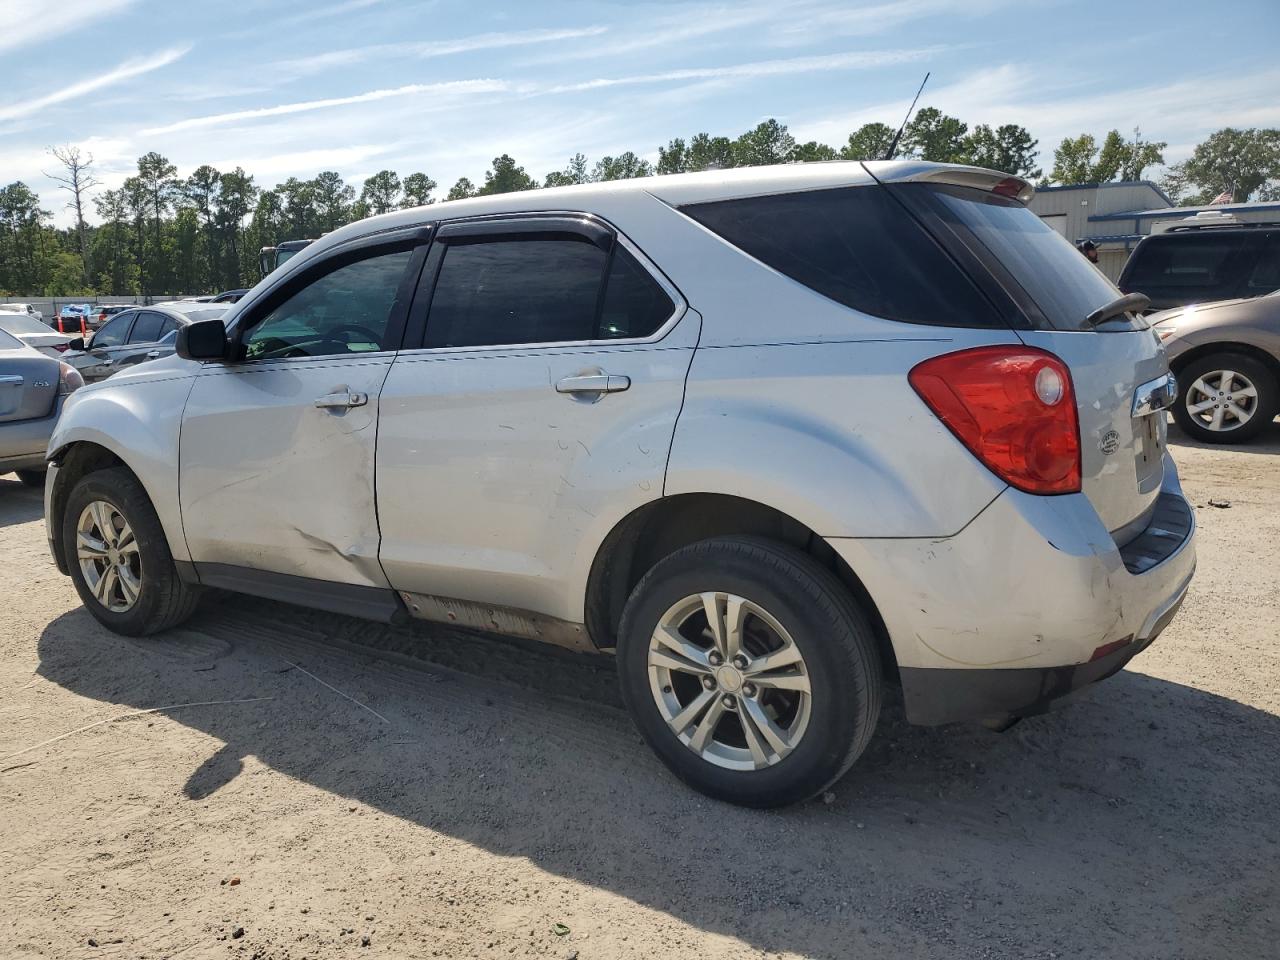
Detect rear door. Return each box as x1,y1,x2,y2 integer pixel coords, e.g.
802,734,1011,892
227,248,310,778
897,181,1172,537
116,310,168,371
376,215,695,622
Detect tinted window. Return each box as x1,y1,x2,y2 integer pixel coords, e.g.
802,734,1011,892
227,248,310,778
128,311,165,343
598,247,675,339
92,313,133,348
0,328,22,350
1244,234,1280,294
682,185,998,328
425,239,605,348
158,317,179,340
917,184,1127,331
243,249,412,360
1125,234,1251,291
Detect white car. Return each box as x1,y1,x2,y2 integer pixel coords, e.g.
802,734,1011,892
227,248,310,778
0,302,44,322
0,310,73,358
44,161,1195,807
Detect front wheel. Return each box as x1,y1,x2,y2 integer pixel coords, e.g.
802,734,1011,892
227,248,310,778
1172,352,1277,443
62,466,201,636
616,536,882,808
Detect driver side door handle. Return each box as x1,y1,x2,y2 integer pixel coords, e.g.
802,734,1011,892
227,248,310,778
314,390,368,409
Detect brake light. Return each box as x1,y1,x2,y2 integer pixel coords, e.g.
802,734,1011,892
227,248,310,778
53,342,69,352
909,346,1081,495
58,361,84,395
991,177,1033,202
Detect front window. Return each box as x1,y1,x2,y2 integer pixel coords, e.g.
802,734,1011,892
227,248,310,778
242,248,412,360
91,314,133,348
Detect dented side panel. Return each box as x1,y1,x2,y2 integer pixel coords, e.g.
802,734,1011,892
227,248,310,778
178,355,395,588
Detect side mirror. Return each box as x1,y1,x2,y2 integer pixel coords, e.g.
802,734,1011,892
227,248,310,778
176,318,229,361
67,337,85,351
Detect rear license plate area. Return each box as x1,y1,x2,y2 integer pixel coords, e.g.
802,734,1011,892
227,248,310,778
1134,413,1165,493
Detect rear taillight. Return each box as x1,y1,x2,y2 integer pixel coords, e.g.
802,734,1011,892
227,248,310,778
53,342,70,352
909,346,1081,495
58,361,84,395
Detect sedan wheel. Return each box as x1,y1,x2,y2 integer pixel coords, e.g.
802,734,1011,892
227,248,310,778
76,500,142,613
648,592,812,771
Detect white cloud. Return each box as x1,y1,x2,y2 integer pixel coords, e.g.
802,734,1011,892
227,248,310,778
141,79,510,134
271,26,609,79
0,0,136,54
0,47,191,123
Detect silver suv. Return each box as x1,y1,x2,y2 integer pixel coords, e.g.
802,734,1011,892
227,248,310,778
44,162,1196,807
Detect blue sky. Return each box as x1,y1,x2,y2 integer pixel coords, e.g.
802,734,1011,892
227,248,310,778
4,0,1279,226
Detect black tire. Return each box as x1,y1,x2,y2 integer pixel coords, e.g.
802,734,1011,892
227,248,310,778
62,466,200,636
616,536,882,808
15,469,45,487
1172,351,1278,444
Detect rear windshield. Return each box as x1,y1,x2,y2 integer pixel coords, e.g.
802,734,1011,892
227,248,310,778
0,312,50,335
905,184,1130,331
681,185,1001,328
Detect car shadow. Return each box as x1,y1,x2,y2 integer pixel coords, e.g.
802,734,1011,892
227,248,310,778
0,475,44,528
1167,416,1280,454
29,596,1280,958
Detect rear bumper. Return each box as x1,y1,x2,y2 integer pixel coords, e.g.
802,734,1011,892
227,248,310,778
0,395,64,471
828,453,1196,725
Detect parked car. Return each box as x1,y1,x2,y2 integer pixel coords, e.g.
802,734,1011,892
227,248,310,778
1,302,44,322
94,305,133,327
63,302,229,382
210,289,249,303
1,327,83,485
1119,224,1280,310
53,304,94,334
1151,289,1280,442
0,310,74,357
44,161,1195,807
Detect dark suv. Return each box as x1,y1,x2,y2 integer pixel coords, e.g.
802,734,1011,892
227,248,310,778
1119,225,1280,310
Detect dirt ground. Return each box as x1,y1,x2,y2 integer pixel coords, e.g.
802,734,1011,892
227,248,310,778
2,422,1277,960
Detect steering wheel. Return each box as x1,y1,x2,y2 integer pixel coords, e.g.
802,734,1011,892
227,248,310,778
327,323,383,345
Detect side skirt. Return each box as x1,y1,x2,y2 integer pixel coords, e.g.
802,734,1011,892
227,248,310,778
191,562,408,624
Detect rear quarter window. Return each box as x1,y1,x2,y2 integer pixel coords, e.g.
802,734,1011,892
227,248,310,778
681,185,1001,328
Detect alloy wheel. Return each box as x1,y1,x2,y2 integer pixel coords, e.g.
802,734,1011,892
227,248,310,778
647,592,812,771
76,500,142,613
1185,369,1258,432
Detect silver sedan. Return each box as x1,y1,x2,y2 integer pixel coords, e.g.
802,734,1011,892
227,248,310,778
0,328,84,485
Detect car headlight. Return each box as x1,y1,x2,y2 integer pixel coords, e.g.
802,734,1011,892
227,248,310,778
58,361,85,394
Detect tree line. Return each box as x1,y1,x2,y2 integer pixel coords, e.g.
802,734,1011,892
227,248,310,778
3,111,1278,298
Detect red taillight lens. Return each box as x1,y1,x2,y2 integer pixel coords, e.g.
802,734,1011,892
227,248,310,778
909,346,1081,495
53,342,69,352
58,360,84,395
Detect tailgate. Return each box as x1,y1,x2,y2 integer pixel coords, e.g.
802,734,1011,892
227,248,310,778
1018,328,1169,535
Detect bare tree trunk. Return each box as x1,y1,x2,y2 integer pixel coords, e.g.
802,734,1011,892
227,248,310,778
46,146,100,289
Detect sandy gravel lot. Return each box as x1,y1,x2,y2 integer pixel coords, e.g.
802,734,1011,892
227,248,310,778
2,423,1277,960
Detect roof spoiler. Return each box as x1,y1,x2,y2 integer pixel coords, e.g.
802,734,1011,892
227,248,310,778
861,161,1035,204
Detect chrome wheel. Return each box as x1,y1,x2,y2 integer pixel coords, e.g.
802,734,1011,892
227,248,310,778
1185,369,1259,432
76,500,141,613
648,592,812,771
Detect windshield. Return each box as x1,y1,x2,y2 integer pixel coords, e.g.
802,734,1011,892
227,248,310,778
0,312,52,335
907,184,1137,331
176,307,228,323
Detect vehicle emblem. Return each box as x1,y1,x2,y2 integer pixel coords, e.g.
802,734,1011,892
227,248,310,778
1099,430,1121,455
33,379,51,388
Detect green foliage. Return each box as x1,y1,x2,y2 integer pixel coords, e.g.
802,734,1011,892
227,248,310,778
360,170,402,215
478,155,536,195
446,177,476,201
733,120,796,167
1050,128,1166,186
401,172,437,208
790,141,838,163
840,123,895,161
1162,128,1280,204
903,107,968,162
964,124,1041,179
592,151,653,181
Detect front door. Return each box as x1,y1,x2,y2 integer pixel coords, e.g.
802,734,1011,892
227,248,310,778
79,311,136,380
179,232,427,588
377,216,697,624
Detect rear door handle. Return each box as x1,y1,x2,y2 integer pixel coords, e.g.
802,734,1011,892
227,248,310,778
555,374,631,395
314,390,368,409
145,350,161,359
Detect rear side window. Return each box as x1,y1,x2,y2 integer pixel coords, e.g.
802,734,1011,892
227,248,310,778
1124,234,1252,291
424,238,674,348
1244,234,1280,294
681,185,999,328
127,311,165,343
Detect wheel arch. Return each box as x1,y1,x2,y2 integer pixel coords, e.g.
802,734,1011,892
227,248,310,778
1169,340,1280,384
583,492,897,680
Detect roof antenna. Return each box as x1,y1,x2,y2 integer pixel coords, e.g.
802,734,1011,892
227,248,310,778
882,71,930,161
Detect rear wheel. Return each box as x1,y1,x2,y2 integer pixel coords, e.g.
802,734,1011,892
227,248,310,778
62,467,200,636
1172,352,1277,443
15,469,45,487
616,536,882,808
